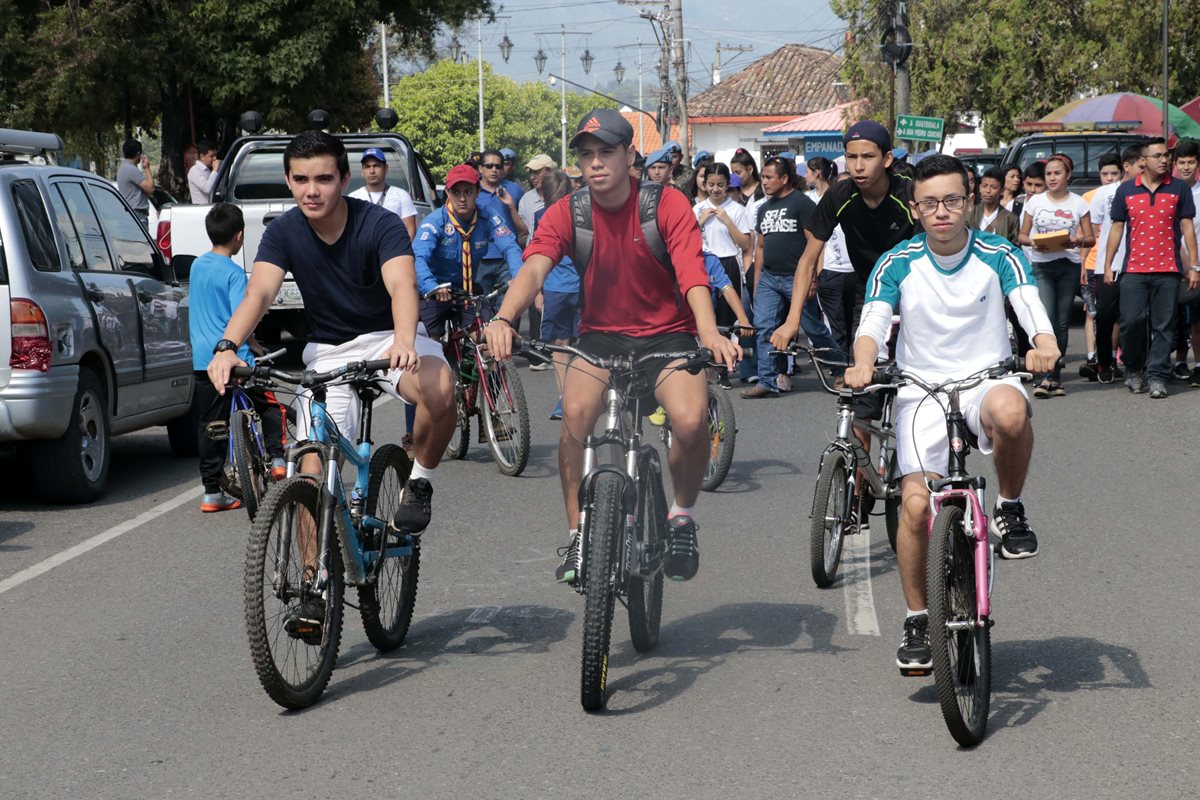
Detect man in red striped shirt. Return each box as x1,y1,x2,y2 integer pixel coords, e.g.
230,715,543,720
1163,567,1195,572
485,109,740,585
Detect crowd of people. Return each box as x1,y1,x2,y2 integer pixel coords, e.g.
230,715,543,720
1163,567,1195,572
185,109,1199,673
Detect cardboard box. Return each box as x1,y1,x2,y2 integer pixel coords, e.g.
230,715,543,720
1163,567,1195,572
1032,230,1071,252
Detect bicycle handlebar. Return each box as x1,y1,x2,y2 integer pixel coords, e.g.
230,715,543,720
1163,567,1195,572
769,344,895,397
422,281,509,303
521,338,713,375
230,358,394,389
881,357,1030,396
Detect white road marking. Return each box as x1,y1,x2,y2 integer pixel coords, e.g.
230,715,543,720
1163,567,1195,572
842,527,881,636
0,485,201,596
0,393,405,598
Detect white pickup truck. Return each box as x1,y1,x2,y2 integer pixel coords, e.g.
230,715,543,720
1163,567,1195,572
157,130,440,340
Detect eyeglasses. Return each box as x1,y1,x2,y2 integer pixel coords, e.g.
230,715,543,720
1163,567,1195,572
481,162,503,169
914,195,968,215
1143,152,1170,160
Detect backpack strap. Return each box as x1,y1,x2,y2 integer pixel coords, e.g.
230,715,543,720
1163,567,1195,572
570,181,681,309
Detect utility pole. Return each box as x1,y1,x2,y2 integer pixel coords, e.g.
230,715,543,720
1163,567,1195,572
380,23,390,106
713,43,753,86
895,0,910,121
669,0,688,158
623,1,674,150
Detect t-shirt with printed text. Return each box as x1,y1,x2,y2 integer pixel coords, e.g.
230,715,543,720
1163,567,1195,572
756,190,816,276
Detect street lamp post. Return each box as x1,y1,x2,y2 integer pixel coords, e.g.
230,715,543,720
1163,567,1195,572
475,18,485,151
537,26,590,166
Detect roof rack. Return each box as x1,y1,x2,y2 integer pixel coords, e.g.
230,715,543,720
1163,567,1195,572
0,128,64,162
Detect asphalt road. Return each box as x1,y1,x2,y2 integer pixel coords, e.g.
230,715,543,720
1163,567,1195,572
1,338,1197,799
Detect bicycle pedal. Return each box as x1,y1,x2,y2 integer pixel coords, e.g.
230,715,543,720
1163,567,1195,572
205,421,229,442
899,666,933,678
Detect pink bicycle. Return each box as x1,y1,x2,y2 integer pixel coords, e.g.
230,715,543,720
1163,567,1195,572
881,357,1027,746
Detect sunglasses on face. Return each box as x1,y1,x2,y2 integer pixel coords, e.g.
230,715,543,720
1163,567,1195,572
481,162,503,169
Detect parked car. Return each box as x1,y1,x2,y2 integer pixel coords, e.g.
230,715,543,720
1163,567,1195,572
999,125,1146,192
955,151,1005,178
1,128,196,503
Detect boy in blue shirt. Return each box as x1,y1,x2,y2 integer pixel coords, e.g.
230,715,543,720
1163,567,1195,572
189,203,286,512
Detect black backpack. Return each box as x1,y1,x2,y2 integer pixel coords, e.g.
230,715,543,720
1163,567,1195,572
568,180,680,306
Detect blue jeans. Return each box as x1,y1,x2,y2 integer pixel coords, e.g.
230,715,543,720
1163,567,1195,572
753,271,840,390
737,282,756,381
1033,258,1076,381
1119,272,1181,382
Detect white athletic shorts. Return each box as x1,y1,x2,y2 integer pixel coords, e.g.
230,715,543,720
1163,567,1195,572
894,377,1028,477
293,327,446,442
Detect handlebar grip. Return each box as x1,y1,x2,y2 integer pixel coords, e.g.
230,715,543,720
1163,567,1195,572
871,369,895,385
229,366,254,379
362,358,394,373
684,348,713,374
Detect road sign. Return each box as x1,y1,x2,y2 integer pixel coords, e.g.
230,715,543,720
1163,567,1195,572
895,114,944,143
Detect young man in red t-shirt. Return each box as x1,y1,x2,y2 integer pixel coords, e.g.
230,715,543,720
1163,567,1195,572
485,109,740,584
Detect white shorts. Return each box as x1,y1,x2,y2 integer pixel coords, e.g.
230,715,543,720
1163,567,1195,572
293,327,446,442
894,377,1029,477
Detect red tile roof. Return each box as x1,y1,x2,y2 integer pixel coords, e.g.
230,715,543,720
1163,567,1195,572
688,44,843,119
763,101,867,135
620,111,679,154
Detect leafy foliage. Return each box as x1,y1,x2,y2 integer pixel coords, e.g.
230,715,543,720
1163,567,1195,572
832,0,1200,146
388,59,618,180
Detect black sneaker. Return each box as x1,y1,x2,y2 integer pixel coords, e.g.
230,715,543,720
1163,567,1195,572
896,614,932,675
1096,364,1115,384
283,596,325,644
1149,379,1168,399
663,515,700,581
1126,373,1147,394
555,530,582,584
1079,359,1099,381
990,500,1039,560
1172,361,1191,381
391,478,433,535
717,373,733,390
1191,367,1200,388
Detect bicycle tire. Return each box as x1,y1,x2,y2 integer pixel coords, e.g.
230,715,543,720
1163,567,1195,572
928,503,991,746
357,444,420,652
701,383,736,492
244,478,344,709
482,360,530,476
628,463,666,652
884,451,901,553
810,451,851,588
231,409,269,522
581,471,623,711
445,383,471,460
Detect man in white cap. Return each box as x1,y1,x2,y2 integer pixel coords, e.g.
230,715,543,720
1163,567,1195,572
517,153,558,247
349,147,417,240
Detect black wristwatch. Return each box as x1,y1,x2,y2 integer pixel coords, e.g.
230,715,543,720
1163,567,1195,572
213,338,238,355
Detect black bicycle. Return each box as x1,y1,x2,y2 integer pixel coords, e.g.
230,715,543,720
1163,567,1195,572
773,344,901,587
523,338,712,712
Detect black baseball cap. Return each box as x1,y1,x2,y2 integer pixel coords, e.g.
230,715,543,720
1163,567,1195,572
569,108,633,148
844,120,892,153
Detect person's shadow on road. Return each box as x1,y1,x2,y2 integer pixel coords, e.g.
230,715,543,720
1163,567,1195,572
298,604,574,711
908,635,1150,733
601,601,847,715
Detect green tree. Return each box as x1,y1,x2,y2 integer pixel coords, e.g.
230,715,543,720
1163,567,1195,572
832,0,1200,146
1,0,493,191
388,59,617,181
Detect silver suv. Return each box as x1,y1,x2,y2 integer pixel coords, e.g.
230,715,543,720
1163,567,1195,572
0,128,195,503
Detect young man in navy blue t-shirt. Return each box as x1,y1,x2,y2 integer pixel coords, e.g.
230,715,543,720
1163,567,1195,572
207,131,455,541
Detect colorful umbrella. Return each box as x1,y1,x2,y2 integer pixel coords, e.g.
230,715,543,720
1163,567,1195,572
1040,93,1200,141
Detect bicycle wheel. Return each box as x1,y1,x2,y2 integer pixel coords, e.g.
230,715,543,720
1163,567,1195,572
231,409,270,522
628,467,666,652
244,478,344,709
481,359,530,476
357,444,420,652
581,471,623,711
445,381,471,460
701,383,736,492
810,450,852,588
884,451,900,553
928,503,991,746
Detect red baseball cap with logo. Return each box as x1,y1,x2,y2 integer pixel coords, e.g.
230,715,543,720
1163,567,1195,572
445,163,481,188
569,108,634,148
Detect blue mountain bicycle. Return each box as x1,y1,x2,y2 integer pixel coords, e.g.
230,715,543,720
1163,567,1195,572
218,348,286,521
232,358,419,709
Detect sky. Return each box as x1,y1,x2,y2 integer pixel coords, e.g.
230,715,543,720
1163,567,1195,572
419,0,845,98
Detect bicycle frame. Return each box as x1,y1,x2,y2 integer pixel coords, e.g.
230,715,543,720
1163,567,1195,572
284,381,414,593
927,392,994,625
441,290,512,418
811,388,899,520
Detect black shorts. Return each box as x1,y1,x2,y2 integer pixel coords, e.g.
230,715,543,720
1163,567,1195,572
574,331,698,402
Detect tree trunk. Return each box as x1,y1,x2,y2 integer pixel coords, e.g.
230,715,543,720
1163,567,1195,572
157,66,189,200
